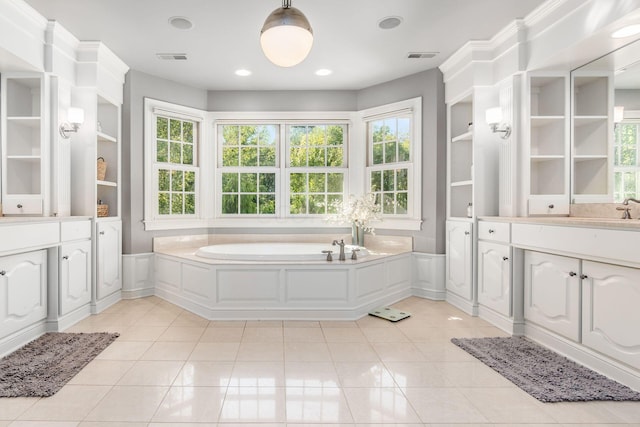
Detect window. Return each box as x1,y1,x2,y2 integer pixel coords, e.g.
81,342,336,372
614,121,640,201
288,124,347,215
218,125,278,215
144,98,206,230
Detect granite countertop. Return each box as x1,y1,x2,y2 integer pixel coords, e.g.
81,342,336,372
479,216,640,230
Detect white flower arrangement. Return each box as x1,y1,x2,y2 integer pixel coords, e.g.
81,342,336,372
327,193,382,233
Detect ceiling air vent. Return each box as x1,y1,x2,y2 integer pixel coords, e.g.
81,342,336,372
407,52,438,59
156,53,188,61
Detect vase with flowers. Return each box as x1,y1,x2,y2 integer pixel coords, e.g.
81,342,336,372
328,194,382,247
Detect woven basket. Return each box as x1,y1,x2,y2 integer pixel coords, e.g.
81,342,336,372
97,204,109,217
97,157,107,181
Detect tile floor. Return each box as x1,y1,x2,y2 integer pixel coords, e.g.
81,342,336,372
1,296,639,426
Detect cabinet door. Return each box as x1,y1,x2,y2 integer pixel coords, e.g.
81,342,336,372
524,251,580,341
59,240,92,315
582,261,640,369
446,220,473,300
477,241,511,316
0,250,47,337
96,220,122,300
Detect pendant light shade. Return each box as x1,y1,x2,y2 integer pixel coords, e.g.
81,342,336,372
260,0,313,67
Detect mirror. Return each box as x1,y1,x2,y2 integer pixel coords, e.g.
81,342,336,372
572,39,640,203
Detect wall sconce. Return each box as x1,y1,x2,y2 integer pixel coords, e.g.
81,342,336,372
59,107,85,139
614,105,625,123
486,107,511,139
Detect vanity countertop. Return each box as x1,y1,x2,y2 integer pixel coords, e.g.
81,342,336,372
479,216,640,230
0,216,92,225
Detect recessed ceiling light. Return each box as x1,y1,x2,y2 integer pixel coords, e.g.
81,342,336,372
315,69,332,76
612,24,640,38
378,16,403,30
168,16,194,30
235,69,252,77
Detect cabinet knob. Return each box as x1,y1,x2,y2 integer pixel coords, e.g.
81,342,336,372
62,255,69,260
99,231,105,235
502,256,509,261
488,229,495,234
580,274,588,280
17,204,23,209
548,204,554,209
569,272,577,277
0,270,5,276
464,231,470,235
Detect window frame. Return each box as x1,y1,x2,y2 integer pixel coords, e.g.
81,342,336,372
143,98,208,230
613,116,640,202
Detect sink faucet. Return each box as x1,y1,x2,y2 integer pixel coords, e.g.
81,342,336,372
623,198,640,205
332,239,346,261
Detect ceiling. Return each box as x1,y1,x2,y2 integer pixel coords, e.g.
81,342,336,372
24,0,546,91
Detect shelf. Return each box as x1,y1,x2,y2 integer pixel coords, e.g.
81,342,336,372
530,155,564,162
451,180,473,187
6,116,40,127
530,116,564,127
574,115,608,125
97,180,117,187
451,131,473,143
97,131,117,143
6,155,41,161
573,155,608,162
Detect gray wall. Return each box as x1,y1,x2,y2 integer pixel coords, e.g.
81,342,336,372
122,68,446,254
616,89,640,110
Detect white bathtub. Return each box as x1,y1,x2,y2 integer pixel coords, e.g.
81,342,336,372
195,242,368,261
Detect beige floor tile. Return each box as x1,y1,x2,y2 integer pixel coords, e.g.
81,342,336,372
342,387,421,423
84,386,169,422
245,320,283,328
413,342,479,362
283,320,320,328
199,327,244,342
218,386,286,423
152,386,226,423
0,398,39,421
284,362,340,387
9,422,79,427
371,342,426,362
319,321,358,328
172,361,234,387
322,328,367,343
157,326,205,342
458,387,557,424
209,320,246,328
360,327,410,343
116,360,184,386
171,311,210,327
79,422,149,427
94,341,152,361
17,386,111,421
355,315,398,328
285,387,354,423
284,327,326,342
403,387,489,424
439,361,515,387
284,342,332,362
384,361,451,388
67,360,135,385
242,327,283,342
598,401,640,423
334,362,396,387
188,342,240,361
140,341,196,360
327,342,380,362
229,362,286,387
115,325,167,341
236,342,284,362
542,401,626,423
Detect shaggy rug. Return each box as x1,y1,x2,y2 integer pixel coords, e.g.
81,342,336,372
0,332,119,397
451,336,640,403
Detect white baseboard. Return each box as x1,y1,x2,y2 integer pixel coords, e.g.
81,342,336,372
0,322,48,358
91,291,122,314
48,304,92,332
445,291,478,316
412,253,446,300
477,305,524,336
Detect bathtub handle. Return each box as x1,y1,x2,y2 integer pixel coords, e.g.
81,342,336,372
351,248,360,260
321,250,333,262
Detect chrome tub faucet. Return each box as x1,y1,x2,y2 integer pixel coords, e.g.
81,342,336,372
332,239,346,261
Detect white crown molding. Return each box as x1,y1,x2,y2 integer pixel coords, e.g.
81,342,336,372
77,41,130,82
523,0,569,28
7,0,48,32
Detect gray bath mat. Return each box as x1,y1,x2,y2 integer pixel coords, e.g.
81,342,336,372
368,307,411,322
451,336,640,402
0,332,119,397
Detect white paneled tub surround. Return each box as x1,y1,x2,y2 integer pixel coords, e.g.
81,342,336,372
152,234,413,320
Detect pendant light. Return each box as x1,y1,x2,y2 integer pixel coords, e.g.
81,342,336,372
260,0,313,67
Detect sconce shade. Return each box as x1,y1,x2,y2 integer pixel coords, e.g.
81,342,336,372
260,1,313,67
68,107,85,125
614,105,625,123
485,107,502,125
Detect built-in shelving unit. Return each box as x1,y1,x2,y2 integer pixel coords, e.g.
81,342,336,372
526,73,570,215
571,73,613,202
448,94,474,219
1,73,48,215
95,95,120,218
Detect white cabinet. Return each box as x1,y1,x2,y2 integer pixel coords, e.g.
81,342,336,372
582,261,640,369
96,220,122,301
59,240,91,315
477,241,511,316
445,220,473,301
1,73,49,215
526,73,570,215
0,250,47,337
524,250,581,342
